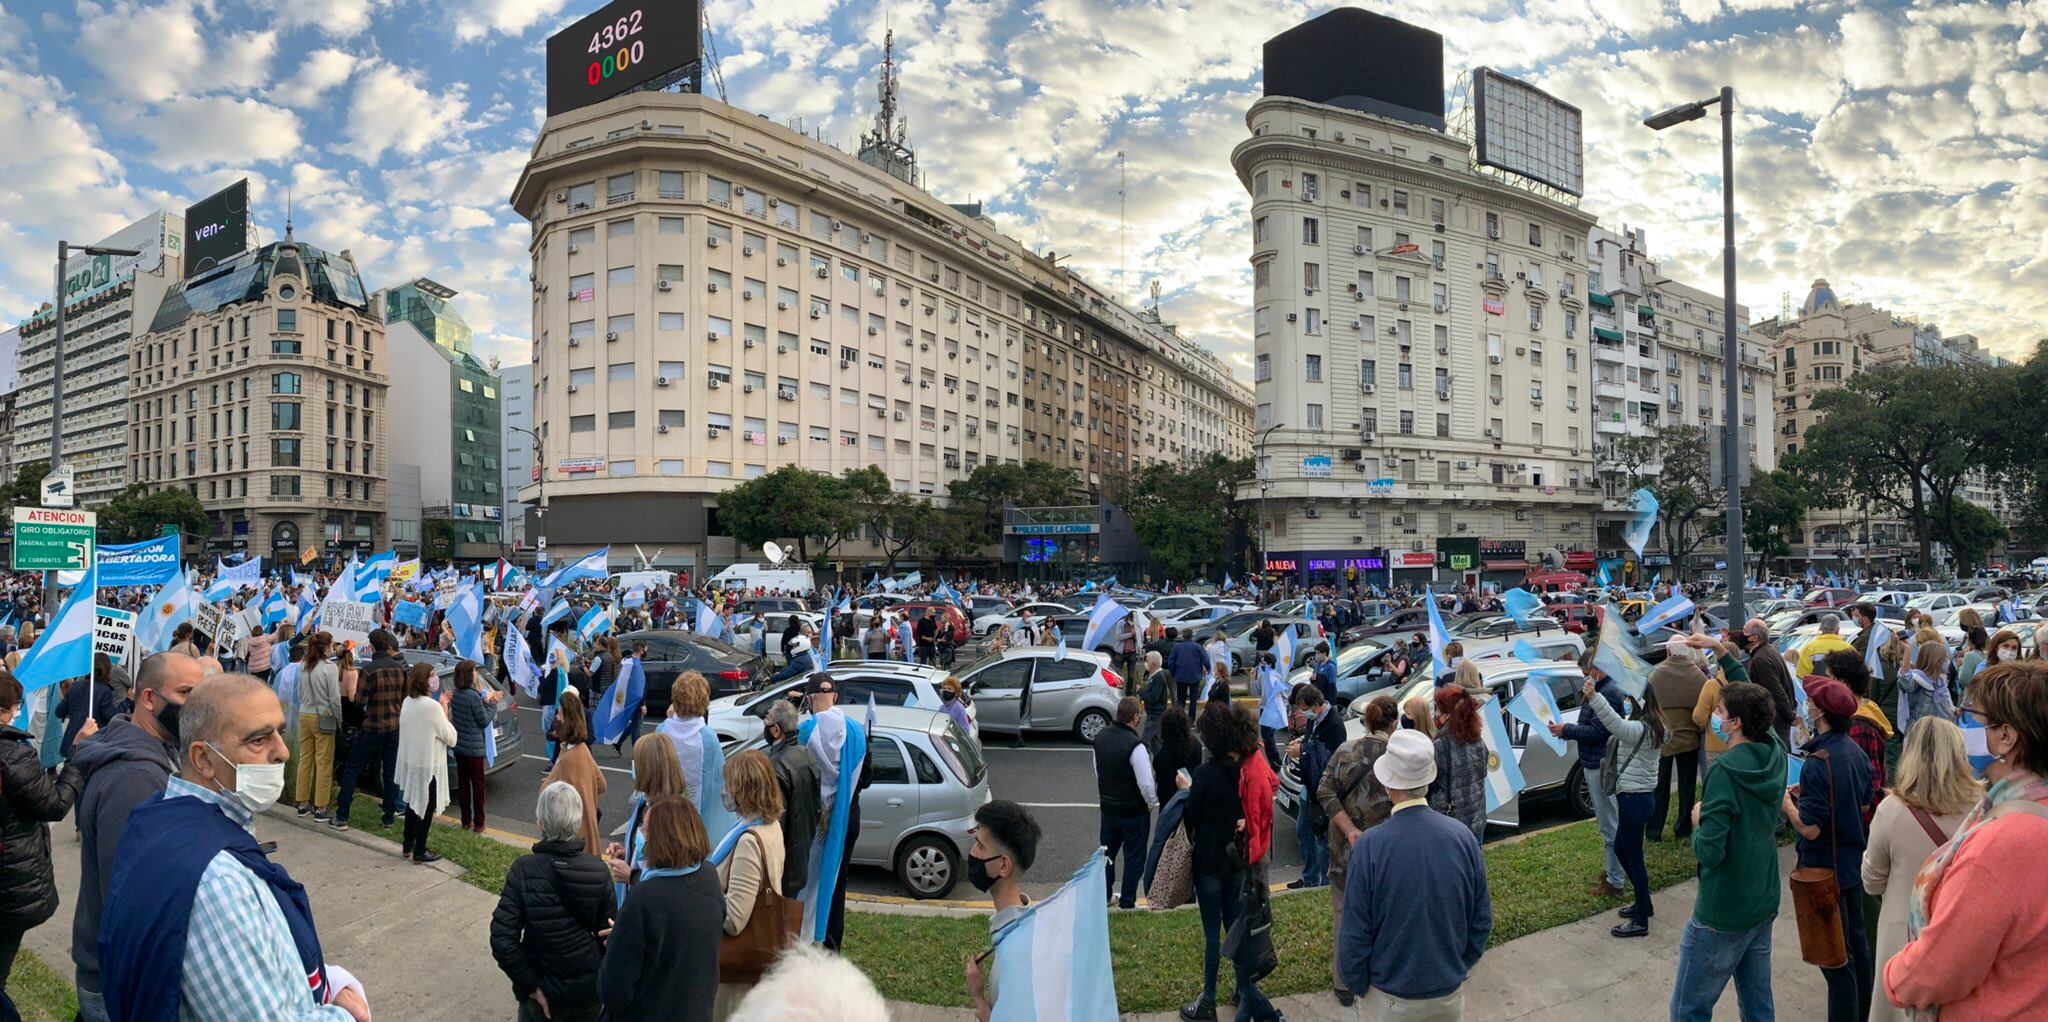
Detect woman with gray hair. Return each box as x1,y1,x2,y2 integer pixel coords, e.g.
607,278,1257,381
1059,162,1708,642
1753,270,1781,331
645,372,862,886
489,781,613,1022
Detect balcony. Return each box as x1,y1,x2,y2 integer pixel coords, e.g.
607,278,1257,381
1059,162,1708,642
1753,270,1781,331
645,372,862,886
1594,380,1625,400
1595,416,1629,436
1593,342,1626,364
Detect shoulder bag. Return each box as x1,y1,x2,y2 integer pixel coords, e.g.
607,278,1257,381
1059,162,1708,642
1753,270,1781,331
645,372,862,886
1221,855,1278,984
1907,807,1950,847
1599,722,1648,796
1788,749,1849,968
719,830,794,982
1147,827,1194,910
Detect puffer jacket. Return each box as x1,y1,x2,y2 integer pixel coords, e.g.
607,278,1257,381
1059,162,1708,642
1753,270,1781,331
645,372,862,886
0,725,85,928
489,838,614,1012
1587,689,1662,794
448,687,493,758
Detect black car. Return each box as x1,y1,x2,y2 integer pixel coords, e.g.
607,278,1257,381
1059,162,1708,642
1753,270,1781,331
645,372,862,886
618,629,773,711
1342,605,1440,644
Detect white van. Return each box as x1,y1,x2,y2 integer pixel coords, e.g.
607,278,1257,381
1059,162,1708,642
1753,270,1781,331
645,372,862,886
709,563,817,593
611,569,676,591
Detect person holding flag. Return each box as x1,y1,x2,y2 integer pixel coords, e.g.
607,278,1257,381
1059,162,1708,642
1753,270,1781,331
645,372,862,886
655,673,736,857
798,673,867,950
1554,649,1632,898
1580,670,1668,938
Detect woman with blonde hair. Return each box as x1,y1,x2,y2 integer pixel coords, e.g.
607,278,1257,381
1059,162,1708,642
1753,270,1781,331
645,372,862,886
605,733,687,900
543,688,608,857
712,749,787,1019
660,671,737,841
1862,717,1981,1022
1897,641,1957,740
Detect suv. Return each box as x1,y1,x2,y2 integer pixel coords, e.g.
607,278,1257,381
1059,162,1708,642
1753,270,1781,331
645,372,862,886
957,647,1124,742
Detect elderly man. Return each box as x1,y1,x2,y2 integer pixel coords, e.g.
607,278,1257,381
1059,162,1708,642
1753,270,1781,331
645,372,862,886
762,699,820,910
98,674,370,1021
1794,613,1855,679
1740,619,1800,749
799,673,869,950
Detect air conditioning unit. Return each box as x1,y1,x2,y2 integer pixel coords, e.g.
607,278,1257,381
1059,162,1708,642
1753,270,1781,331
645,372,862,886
707,283,720,293
775,301,789,311
809,309,822,320
1392,515,1406,526
1484,427,1496,438
1353,245,1368,255
742,290,755,301
554,190,567,202
919,380,930,389
742,245,756,256
892,410,906,422
1566,400,1578,410
816,267,830,279
735,186,747,196
1489,354,1502,364
707,426,721,437
1433,223,1445,233
743,338,757,349
1487,227,1501,239
604,331,618,342
1436,344,1449,355
708,237,722,248
873,407,885,417
657,424,670,434
566,244,581,255
778,388,796,400
775,257,788,267
1570,446,1581,455
707,331,721,342
768,197,779,207
1361,383,1375,394
901,375,913,384
708,378,722,389
568,338,581,347
1457,460,1470,469
1433,257,1445,270
1515,510,1529,521
1305,508,1320,518
742,383,755,393
1437,389,1450,401
1434,302,1447,313
841,359,855,369
566,383,579,393
654,280,673,293
656,376,671,387
1491,396,1502,405
777,436,791,445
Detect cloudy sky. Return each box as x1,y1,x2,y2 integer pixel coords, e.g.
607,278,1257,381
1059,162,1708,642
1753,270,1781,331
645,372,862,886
1,0,2042,379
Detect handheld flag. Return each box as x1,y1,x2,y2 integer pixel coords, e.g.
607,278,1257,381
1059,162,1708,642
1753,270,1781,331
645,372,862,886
1222,572,1233,590
1079,596,1129,656
1476,694,1527,813
448,583,486,662
503,627,542,697
1635,593,1698,635
137,570,196,655
1506,677,1570,756
1054,627,1069,661
797,711,868,943
621,586,647,609
1501,588,1543,627
1273,624,1298,677
541,547,611,591
1864,619,1891,678
694,600,725,642
14,563,98,692
260,591,288,629
986,848,1120,1021
1511,639,1551,668
541,599,573,631
577,602,617,643
1596,562,1612,587
1622,488,1659,558
1424,587,1453,678
1592,611,1652,698
591,655,646,746
897,618,915,663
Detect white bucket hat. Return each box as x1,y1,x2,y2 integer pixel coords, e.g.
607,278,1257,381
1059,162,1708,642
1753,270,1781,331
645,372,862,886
1374,729,1438,791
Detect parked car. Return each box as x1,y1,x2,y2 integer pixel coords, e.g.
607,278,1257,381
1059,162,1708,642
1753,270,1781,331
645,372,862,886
1906,592,1972,626
733,596,810,616
956,647,1124,741
705,661,975,746
1545,603,1605,635
1146,594,1232,616
972,601,1073,637
1187,611,1329,675
1341,605,1441,644
1803,587,1862,609
962,594,1012,619
729,611,825,663
889,602,972,646
1964,586,2013,604
728,706,985,898
616,629,773,708
1449,613,1567,641
401,649,525,775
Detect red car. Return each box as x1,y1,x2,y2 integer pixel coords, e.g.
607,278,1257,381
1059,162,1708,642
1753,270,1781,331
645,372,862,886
1545,603,1606,635
894,602,972,644
1803,587,1860,609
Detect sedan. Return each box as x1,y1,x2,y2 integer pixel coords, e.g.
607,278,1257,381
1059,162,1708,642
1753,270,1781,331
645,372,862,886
1187,611,1329,675
1803,587,1862,608
1449,613,1566,641
972,602,1074,637
1906,593,1970,625
1342,605,1442,643
616,629,773,710
705,660,973,746
893,602,973,646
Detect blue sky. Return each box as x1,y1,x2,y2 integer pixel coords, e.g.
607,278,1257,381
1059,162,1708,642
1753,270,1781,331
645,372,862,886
0,0,2042,378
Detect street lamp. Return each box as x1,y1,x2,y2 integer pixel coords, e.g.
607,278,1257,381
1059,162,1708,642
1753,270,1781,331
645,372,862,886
507,424,547,570
1255,422,1284,579
42,240,140,613
1644,85,1745,623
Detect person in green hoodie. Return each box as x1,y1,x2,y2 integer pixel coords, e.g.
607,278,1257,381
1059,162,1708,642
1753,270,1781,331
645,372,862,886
1670,678,1788,1022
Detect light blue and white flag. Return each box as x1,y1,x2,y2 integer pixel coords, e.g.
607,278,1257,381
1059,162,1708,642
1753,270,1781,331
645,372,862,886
1506,677,1570,756
1273,624,1299,677
820,605,835,661
355,550,397,601
1622,488,1659,558
1425,587,1453,678
986,847,1120,1021
541,547,611,591
1864,619,1892,677
541,599,573,631
621,586,647,609
449,583,486,662
295,588,319,632
504,626,543,697
14,563,97,692
1501,588,1543,627
591,653,645,747
216,556,262,587
1477,694,1527,813
1079,595,1129,656
260,590,288,628
1596,562,1612,587
136,569,196,656
1636,593,1698,635
1222,573,1234,590
898,618,916,663
577,602,617,643
1511,639,1554,670
202,571,237,604
1592,611,1652,698
694,600,726,642
1053,627,1068,661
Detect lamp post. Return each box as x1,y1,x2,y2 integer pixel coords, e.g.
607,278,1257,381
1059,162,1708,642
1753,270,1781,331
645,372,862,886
1645,85,1744,624
1254,422,1284,581
41,239,140,619
507,424,546,570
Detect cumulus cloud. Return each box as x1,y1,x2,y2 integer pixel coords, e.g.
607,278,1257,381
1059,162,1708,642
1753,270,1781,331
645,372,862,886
127,95,303,170
343,59,470,161
276,49,359,107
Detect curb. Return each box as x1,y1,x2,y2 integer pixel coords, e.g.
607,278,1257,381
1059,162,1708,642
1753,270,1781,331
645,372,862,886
261,804,469,881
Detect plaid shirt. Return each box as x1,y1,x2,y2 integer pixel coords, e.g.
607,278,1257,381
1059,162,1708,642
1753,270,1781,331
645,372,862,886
166,778,350,1021
357,655,409,733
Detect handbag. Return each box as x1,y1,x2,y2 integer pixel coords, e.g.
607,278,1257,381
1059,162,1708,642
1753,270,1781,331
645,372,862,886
1788,749,1849,969
718,830,794,982
1220,864,1278,984
1146,827,1194,911
1599,723,1648,796
1907,807,1950,846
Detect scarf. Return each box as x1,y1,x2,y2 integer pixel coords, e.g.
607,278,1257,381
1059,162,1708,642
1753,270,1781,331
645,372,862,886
1895,668,1956,734
1903,770,2048,1020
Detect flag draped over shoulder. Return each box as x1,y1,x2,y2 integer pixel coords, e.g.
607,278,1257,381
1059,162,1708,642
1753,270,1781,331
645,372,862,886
987,848,1120,1021
797,712,867,944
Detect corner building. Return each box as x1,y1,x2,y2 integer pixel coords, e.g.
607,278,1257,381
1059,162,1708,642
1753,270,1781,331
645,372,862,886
511,90,1251,572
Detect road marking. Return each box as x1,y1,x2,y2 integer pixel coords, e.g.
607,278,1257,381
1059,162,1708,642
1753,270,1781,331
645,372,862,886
1016,801,1100,808
521,752,633,776
982,746,1093,753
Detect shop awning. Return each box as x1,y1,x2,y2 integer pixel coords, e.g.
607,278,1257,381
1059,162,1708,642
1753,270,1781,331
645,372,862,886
1593,326,1624,342
1482,560,1531,572
1638,304,1655,318
1588,292,1615,308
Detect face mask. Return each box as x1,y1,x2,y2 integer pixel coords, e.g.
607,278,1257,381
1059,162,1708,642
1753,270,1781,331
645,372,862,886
967,851,1005,893
206,742,287,813
1709,712,1730,743
2001,647,2019,659
151,693,186,740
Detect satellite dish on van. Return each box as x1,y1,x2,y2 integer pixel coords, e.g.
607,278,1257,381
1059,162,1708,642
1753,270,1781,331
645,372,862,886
763,541,787,565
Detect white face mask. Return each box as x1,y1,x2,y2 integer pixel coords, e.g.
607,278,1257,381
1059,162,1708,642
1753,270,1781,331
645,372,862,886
207,742,288,814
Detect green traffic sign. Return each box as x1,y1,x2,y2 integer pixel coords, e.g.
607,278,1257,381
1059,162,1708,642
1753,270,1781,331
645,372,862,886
10,506,97,571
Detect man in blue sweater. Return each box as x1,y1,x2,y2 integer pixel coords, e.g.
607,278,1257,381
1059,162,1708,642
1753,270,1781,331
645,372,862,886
1165,628,1208,714
1338,729,1491,1019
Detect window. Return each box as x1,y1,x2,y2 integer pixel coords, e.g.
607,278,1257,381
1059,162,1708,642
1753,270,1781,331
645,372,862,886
570,415,596,433
658,409,686,428
1394,276,1411,301
1300,172,1318,200
270,476,300,497
277,309,296,332
607,218,633,239
271,372,301,394
608,363,635,383
607,266,634,287
658,216,684,236
1303,309,1321,334
1360,359,1376,386
1528,223,1543,246
609,411,635,430
1301,217,1319,245
1302,262,1320,290
1304,354,1322,382
569,367,596,388
1398,363,1413,390
1436,413,1450,437
272,338,300,355
272,402,300,430
1253,171,1268,196
1253,216,1268,244
567,182,596,208
706,176,732,206
657,171,684,199
272,438,299,466
1428,197,1445,224
607,173,634,202
1306,403,1323,429
1391,190,1409,215
1435,367,1449,392
1529,303,1543,331
1399,410,1414,435
1254,354,1271,382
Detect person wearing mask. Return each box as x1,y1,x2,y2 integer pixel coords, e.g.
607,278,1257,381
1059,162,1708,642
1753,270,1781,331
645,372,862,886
1742,618,1802,747
964,800,1042,1022
1882,661,2048,1019
291,633,340,820
1956,626,1989,703
447,660,495,833
1336,728,1492,1019
1255,652,1288,769
98,674,372,1022
1167,628,1209,715
1176,702,1280,1022
1670,681,1787,1020
332,629,408,832
1784,675,1876,1022
912,610,938,666
604,734,688,902
70,651,203,1021
1798,614,1857,678
55,654,117,761
1553,648,1629,896
760,700,819,916
0,671,88,994
1582,673,1667,937
491,781,614,1022
1285,684,1345,891
939,676,973,736
1316,694,1397,1006
800,673,869,949
599,795,724,1022
1820,651,1894,828
395,664,457,864
1092,697,1157,910
1862,718,1980,1022
1429,686,1489,842
1139,651,1171,744
1309,646,1340,708
1648,636,1708,843
544,689,609,857
713,750,787,1019
240,622,277,686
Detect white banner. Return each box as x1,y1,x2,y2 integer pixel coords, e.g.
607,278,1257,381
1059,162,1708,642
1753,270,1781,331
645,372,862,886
93,607,137,667
320,600,379,647
192,601,227,648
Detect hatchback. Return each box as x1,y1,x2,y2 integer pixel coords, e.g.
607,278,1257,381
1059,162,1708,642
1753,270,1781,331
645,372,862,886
956,647,1124,742
704,660,975,746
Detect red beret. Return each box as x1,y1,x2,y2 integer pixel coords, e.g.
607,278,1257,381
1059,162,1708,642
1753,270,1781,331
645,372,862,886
1802,675,1857,717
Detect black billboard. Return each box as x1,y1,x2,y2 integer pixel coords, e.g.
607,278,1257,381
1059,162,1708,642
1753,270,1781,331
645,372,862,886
183,179,250,279
546,0,700,117
1263,9,1444,131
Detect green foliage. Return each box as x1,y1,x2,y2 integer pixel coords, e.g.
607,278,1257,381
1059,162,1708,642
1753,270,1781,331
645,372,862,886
0,462,52,508
1600,424,1721,574
716,465,864,562
1948,500,2008,569
1124,454,1253,579
98,484,210,543
945,460,1081,546
1741,468,1812,572
421,517,458,558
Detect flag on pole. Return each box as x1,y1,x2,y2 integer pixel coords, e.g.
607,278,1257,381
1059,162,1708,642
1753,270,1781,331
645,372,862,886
1506,676,1570,756
1425,587,1453,678
260,591,288,628
1079,596,1129,656
541,599,573,631
503,627,542,697
541,547,611,591
1501,588,1543,627
577,602,617,643
695,600,726,642
1053,627,1068,661
591,653,645,746
1592,611,1652,698
985,847,1120,1021
13,563,98,693
1477,694,1528,813
1864,619,1891,678
295,588,319,632
1596,562,1612,587
1273,624,1299,677
1622,488,1660,558
1635,593,1698,635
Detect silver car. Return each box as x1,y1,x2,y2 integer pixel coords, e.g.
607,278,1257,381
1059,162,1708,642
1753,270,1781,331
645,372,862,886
398,649,525,775
705,660,976,746
1190,611,1330,675
730,705,988,899
956,647,1124,742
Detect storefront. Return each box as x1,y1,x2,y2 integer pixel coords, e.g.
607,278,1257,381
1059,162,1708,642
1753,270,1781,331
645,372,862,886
1436,538,1479,588
1391,550,1438,588
1264,549,1387,588
1478,540,1531,588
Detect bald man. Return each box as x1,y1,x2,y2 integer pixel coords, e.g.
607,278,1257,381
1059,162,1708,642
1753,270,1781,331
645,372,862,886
1739,618,1799,748
99,675,370,1021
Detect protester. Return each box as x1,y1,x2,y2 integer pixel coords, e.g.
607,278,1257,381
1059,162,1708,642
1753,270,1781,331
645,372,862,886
292,633,341,819
1896,639,1958,742
1429,686,1488,841
1205,632,1231,695
1336,728,1492,1019
1883,661,2048,1019
55,655,116,760
1168,628,1208,714
1583,672,1666,937
447,659,494,832
1785,675,1875,1022
965,799,1042,1022
761,700,819,910
1151,705,1202,807
1140,650,1171,744
599,795,724,1022
1556,648,1628,896
1309,645,1339,707
98,674,372,1021
1093,697,1157,909
1316,694,1396,1007
1671,680,1787,1020
1863,718,1979,1022
802,672,869,950
1984,627,2021,670
728,943,890,1022
544,689,608,856
0,670,87,991
1255,652,1287,768
1648,636,1707,842
1821,650,1894,826
1797,614,1857,678
1742,618,1802,746
939,676,973,735
395,663,457,864
606,733,687,895
1177,702,1279,1022
1285,683,1344,890
333,628,408,831
491,781,612,1022
714,750,787,1020
1956,626,1989,701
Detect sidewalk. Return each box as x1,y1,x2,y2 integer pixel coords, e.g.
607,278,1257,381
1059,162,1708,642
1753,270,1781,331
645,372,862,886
26,807,513,1022
891,846,1828,1021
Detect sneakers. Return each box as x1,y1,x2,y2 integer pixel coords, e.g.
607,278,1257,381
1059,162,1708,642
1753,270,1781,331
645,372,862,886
313,809,331,822
296,803,312,816
1178,998,1218,1021
1611,919,1649,939
328,817,350,832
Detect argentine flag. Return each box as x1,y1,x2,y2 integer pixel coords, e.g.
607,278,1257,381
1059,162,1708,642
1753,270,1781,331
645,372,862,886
1622,488,1659,558
541,599,573,631
1506,676,1570,756
1501,587,1544,627
577,602,617,643
14,563,98,693
448,584,487,662
694,600,726,642
503,626,543,697
1635,592,1698,635
1864,619,1891,677
986,847,1119,1021
897,618,915,663
621,586,647,609
590,653,645,746
1476,694,1527,813
202,571,237,604
1592,612,1652,698
137,570,196,656
1079,595,1129,656
294,588,319,631
259,590,288,628
542,547,611,591
1273,623,1298,677
1424,587,1454,678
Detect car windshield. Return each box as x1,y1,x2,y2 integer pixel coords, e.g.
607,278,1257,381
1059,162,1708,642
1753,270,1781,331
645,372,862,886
1906,594,1950,610
932,721,985,787
957,650,1008,678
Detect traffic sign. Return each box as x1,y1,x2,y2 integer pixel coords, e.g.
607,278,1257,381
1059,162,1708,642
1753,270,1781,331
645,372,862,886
10,506,97,571
41,466,76,509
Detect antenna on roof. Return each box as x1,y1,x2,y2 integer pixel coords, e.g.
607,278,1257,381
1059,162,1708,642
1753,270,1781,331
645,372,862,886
285,186,294,240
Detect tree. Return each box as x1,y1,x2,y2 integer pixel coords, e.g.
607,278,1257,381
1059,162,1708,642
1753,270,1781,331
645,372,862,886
98,484,210,543
0,463,51,508
1598,424,1722,578
715,466,861,562
945,460,1081,546
1123,454,1255,580
1947,500,2008,574
2001,339,2048,550
1740,468,1811,579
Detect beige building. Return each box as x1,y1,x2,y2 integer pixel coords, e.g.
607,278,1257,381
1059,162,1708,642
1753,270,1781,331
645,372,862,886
509,89,1250,573
127,231,389,562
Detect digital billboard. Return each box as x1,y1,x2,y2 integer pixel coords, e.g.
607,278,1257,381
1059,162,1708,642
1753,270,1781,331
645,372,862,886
546,0,700,117
1263,9,1445,131
1473,68,1585,197
182,179,250,279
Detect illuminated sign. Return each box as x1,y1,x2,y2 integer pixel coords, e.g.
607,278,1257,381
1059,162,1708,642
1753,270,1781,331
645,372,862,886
1264,558,1298,572
1005,523,1098,535
1345,556,1386,571
183,180,250,280
546,0,701,117
1396,552,1437,568
1308,559,1338,571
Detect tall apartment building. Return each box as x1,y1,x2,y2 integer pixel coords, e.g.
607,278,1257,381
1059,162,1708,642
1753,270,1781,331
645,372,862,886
127,230,389,562
510,85,1251,573
1587,225,1775,572
1756,280,2011,568
379,278,504,560
499,362,533,551
0,326,18,492
12,213,184,507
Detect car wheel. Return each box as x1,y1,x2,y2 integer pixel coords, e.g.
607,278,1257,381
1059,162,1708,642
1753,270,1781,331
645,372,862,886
895,833,959,899
1074,707,1111,743
1565,763,1594,819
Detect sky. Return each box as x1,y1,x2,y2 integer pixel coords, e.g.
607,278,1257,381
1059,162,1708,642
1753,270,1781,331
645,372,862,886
0,0,2043,382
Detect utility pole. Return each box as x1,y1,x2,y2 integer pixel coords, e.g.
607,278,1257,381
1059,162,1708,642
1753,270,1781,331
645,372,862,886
509,425,546,569
41,238,139,624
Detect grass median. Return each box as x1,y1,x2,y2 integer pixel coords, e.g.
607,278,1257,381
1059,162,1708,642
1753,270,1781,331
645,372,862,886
8,949,78,1022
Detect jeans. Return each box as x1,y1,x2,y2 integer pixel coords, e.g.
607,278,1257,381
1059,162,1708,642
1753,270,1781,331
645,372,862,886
454,754,488,829
1614,792,1656,920
1651,748,1700,839
1296,806,1328,886
517,995,601,1022
402,780,438,859
1193,870,1279,1020
1822,883,1873,1022
1259,726,1282,770
1588,776,1626,888
1670,916,1775,1021
336,727,402,822
1177,682,1197,715
1099,810,1150,908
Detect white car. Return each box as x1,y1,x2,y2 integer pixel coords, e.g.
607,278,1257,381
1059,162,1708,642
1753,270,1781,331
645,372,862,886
972,602,1074,637
730,611,824,662
1151,604,1236,627
705,660,973,746
1145,594,1232,616
1906,593,1971,626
